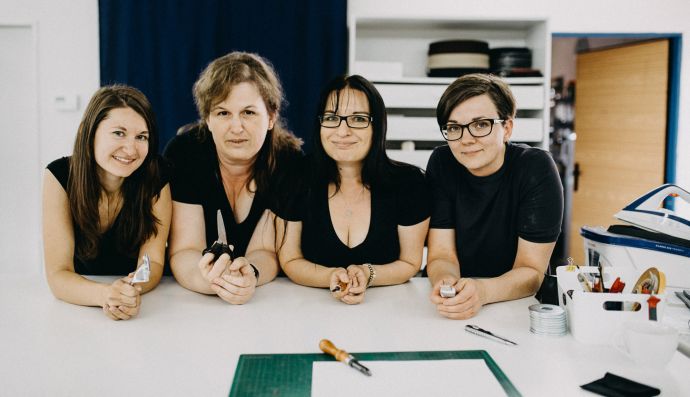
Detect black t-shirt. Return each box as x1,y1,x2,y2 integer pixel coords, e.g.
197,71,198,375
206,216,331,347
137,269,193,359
284,163,430,268
163,126,302,257
426,143,563,277
46,156,168,276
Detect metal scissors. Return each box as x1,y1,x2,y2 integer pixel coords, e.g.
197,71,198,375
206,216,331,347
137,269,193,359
202,209,234,261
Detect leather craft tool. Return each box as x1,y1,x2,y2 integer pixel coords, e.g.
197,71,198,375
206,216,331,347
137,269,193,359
465,324,518,345
319,339,371,376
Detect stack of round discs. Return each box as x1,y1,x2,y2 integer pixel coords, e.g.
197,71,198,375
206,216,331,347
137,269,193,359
529,303,567,336
427,40,489,78
489,47,540,77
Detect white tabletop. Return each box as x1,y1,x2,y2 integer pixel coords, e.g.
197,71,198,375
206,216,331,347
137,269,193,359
1,275,689,396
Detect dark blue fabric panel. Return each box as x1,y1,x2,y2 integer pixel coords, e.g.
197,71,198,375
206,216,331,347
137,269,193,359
99,0,347,152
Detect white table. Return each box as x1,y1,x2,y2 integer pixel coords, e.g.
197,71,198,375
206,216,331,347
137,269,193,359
1,276,689,396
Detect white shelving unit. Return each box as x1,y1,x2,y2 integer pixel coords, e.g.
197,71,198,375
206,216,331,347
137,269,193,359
348,16,551,170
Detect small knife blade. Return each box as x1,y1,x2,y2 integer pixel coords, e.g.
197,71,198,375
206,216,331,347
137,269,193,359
216,209,228,245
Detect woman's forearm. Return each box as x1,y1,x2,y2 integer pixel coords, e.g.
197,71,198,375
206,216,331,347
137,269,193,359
46,269,109,307
282,259,336,288
244,249,279,286
367,260,419,287
170,249,214,294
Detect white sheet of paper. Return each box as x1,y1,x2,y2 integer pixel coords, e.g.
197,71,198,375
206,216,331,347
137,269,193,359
311,359,507,397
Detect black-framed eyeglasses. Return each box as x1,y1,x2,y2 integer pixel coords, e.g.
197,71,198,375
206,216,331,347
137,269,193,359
440,118,504,141
319,114,373,129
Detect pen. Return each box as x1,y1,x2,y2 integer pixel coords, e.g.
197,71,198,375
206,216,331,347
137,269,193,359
319,339,372,376
465,325,517,346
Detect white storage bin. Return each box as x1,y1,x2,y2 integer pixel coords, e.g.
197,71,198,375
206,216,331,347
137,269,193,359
353,61,403,80
387,116,440,141
511,118,544,142
376,83,445,108
556,266,667,345
511,85,544,109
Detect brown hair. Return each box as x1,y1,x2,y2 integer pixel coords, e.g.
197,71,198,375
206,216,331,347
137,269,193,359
69,85,161,260
436,73,516,127
192,51,302,194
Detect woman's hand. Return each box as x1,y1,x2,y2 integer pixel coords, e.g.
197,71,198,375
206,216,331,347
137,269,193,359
211,257,257,305
198,252,231,285
329,268,351,300
342,265,368,305
430,277,486,319
102,274,142,321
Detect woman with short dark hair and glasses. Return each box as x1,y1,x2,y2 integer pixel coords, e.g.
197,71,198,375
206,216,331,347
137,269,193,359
277,75,430,304
426,73,563,319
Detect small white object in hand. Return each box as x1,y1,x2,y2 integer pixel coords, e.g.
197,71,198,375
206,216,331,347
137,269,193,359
131,254,151,284
440,284,456,298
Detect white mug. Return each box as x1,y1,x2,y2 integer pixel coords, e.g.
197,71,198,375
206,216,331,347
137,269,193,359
614,321,679,367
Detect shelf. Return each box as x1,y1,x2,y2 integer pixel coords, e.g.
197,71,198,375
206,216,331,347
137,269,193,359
349,15,550,152
376,83,544,109
368,76,545,85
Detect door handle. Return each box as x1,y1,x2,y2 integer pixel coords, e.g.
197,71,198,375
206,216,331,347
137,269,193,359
573,162,580,192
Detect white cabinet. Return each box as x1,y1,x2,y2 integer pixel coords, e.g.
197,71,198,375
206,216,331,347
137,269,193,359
348,16,550,170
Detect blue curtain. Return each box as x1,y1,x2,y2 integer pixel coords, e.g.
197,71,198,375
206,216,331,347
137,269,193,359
99,0,347,152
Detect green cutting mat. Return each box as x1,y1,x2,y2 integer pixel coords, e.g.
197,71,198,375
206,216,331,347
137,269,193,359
229,350,521,396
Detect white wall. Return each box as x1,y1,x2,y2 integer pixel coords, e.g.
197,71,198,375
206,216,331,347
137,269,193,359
0,0,99,272
0,0,100,167
350,0,690,217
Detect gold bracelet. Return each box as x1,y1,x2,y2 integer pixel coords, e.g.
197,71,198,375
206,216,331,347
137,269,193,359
365,263,375,287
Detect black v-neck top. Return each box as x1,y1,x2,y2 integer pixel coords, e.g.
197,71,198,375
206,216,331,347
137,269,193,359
46,156,168,275
163,126,302,257
284,164,430,268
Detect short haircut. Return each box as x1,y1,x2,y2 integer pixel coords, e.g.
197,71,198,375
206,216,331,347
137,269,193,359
436,73,516,127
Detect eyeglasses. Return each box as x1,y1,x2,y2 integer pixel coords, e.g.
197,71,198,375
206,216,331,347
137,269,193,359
440,118,504,141
319,114,373,129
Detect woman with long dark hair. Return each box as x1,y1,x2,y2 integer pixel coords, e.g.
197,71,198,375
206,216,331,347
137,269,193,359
164,52,302,304
42,85,171,320
277,75,430,304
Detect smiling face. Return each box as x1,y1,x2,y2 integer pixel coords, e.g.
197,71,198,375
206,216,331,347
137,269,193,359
206,82,275,166
93,107,149,182
320,88,373,166
446,94,513,177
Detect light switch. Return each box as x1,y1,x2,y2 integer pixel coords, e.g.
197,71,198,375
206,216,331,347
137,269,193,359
53,94,80,111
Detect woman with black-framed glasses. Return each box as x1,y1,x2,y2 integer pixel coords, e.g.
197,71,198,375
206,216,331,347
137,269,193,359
426,73,563,319
276,75,430,304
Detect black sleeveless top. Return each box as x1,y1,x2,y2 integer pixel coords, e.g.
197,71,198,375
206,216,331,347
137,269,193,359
46,156,168,275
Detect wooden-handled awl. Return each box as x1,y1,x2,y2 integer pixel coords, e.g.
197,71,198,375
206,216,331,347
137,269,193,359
319,339,372,376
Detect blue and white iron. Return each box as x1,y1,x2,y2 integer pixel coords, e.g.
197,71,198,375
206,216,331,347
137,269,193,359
614,184,690,241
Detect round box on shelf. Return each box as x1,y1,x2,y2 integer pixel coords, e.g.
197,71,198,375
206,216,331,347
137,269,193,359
426,39,489,78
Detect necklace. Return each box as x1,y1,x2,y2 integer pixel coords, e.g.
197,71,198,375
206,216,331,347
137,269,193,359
340,185,366,218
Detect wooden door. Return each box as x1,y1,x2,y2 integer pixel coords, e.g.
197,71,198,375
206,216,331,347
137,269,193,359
570,40,668,265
